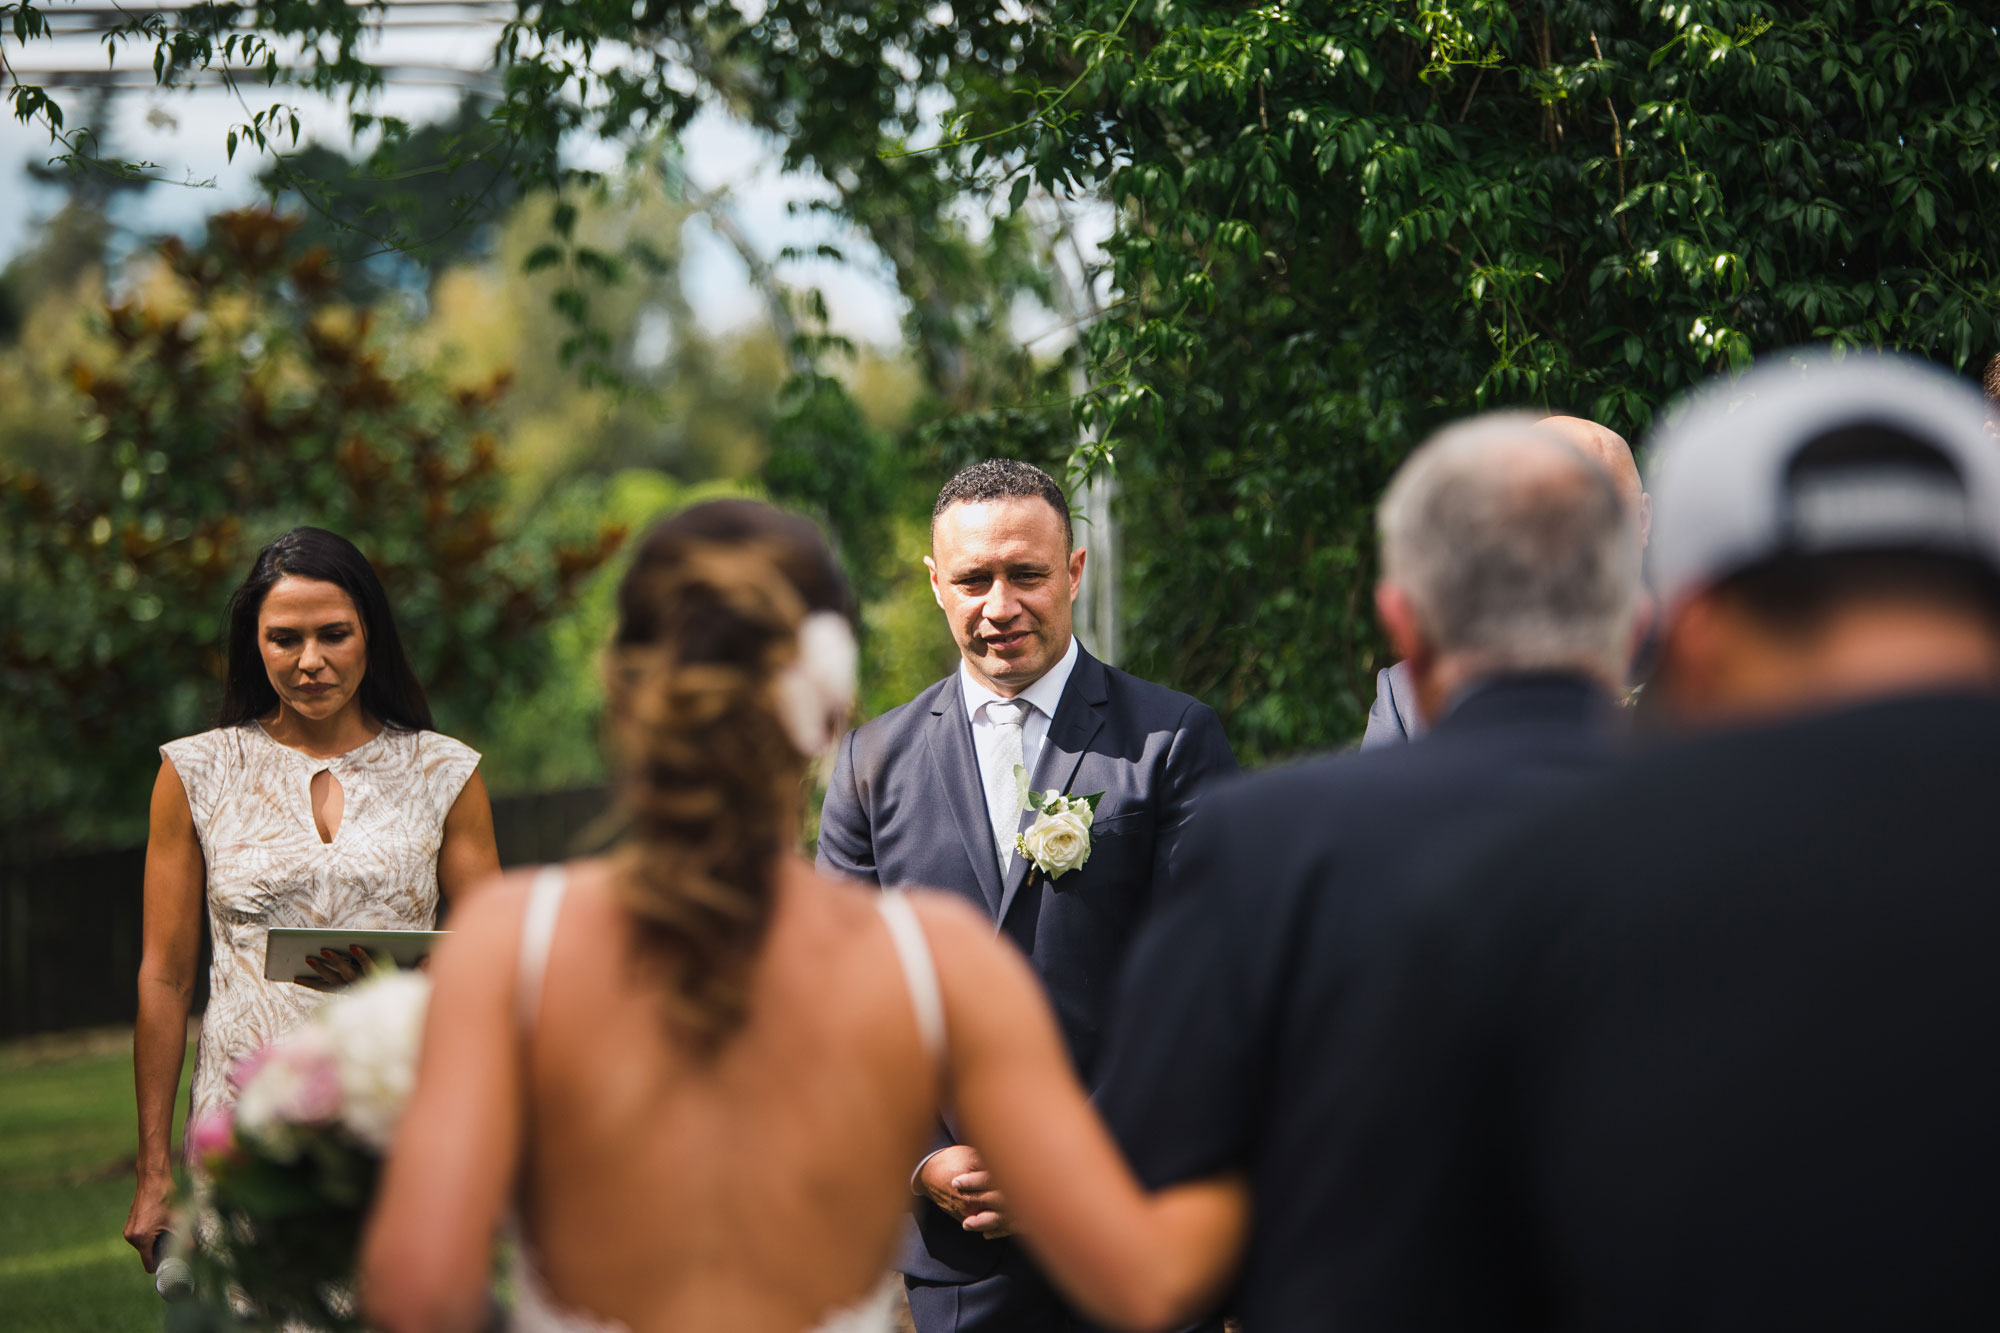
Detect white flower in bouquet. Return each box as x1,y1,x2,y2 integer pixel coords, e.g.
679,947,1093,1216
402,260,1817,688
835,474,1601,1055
235,1023,341,1161
320,969,432,1151
231,968,432,1156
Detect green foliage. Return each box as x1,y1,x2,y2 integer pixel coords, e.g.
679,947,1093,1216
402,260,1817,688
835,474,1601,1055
474,468,763,795
14,1,2000,764
0,209,625,851
994,0,2000,757
258,95,522,304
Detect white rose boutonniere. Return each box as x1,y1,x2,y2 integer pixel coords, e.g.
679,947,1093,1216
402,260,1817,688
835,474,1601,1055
1011,764,1105,883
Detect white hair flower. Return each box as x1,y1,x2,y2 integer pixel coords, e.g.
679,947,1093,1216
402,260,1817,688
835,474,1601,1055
773,611,858,757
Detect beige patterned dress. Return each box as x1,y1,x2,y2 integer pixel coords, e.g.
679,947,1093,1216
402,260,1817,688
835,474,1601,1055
161,722,480,1148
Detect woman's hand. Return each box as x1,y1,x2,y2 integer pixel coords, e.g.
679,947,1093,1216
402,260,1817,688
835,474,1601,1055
295,944,376,991
123,1170,176,1273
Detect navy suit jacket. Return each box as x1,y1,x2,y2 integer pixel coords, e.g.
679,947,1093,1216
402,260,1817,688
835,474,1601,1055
816,643,1236,1283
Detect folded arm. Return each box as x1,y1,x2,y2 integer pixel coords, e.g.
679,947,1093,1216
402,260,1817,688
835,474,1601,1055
919,898,1249,1330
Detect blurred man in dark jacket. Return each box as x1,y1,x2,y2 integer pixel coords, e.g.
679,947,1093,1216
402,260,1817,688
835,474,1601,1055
1094,411,1645,1330
1323,351,2000,1331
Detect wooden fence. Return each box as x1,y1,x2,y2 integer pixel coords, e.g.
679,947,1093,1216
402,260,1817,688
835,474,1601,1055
0,786,611,1039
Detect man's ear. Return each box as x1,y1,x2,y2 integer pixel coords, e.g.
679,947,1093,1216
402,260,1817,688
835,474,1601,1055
1637,492,1654,547
924,555,946,610
1652,591,1727,720
1627,588,1656,675
1375,583,1427,665
1068,546,1087,601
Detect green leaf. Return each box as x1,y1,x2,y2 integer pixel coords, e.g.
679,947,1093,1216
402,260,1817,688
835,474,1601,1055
1008,173,1032,214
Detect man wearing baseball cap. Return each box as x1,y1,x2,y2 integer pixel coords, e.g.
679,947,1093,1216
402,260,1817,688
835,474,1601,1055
1315,350,2000,1330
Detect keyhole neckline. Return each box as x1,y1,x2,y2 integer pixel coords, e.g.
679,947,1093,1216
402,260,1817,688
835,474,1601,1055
309,767,345,845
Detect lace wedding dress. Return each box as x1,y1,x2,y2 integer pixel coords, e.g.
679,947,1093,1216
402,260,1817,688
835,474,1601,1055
506,869,945,1333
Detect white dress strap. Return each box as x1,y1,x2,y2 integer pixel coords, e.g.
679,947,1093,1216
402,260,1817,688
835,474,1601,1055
876,890,947,1070
517,865,569,1034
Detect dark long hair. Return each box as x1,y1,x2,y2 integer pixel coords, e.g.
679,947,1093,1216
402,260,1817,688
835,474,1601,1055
606,499,851,1052
218,527,434,732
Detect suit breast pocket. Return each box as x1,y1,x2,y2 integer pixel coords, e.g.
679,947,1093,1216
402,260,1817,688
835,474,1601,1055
1056,808,1153,891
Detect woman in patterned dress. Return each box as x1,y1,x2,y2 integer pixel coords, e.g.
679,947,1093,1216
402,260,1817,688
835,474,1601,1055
124,527,500,1275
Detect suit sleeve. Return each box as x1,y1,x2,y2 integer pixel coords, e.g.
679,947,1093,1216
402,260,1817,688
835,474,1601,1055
1360,666,1409,750
1097,798,1261,1187
1314,850,1543,1329
814,728,878,886
1152,700,1237,902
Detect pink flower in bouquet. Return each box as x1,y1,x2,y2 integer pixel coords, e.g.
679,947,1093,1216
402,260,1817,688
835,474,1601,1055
235,1025,341,1158
228,1043,273,1091
187,1106,239,1166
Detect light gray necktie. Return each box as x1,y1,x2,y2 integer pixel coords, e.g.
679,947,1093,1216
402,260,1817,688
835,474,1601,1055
983,698,1031,875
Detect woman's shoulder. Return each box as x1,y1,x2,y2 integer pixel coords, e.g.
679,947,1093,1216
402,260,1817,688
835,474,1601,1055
450,859,615,939
158,723,256,773
391,726,481,767
890,888,1041,995
893,886,993,940
389,728,483,808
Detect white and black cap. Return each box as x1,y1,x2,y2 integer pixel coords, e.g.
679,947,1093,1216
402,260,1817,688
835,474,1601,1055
1647,348,2000,611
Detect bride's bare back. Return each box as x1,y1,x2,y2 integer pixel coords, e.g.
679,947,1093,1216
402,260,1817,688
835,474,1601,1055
518,856,939,1331
365,850,1247,1333
366,852,953,1333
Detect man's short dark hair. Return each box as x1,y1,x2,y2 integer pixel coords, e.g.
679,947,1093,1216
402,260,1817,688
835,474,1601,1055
931,459,1073,548
1718,549,2000,639
1984,353,2000,407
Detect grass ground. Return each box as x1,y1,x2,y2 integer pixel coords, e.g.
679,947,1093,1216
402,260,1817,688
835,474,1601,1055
0,1026,194,1333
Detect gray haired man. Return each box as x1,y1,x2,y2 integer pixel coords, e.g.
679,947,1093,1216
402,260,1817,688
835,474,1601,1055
1362,411,1650,746
1089,413,1646,1331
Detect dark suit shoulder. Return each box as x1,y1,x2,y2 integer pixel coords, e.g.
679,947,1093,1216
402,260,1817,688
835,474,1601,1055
1096,658,1217,725
844,674,955,749
1203,730,1510,825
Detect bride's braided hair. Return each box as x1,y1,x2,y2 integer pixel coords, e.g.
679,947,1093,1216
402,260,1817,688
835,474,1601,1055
605,500,851,1053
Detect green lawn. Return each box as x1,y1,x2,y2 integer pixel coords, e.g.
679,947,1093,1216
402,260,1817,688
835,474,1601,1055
0,1027,194,1333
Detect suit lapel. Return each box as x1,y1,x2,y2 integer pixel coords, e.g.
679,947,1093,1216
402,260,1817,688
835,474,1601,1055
995,649,1109,929
926,676,1004,914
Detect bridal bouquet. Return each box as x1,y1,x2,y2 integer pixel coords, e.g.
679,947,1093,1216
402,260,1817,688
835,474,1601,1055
186,969,431,1331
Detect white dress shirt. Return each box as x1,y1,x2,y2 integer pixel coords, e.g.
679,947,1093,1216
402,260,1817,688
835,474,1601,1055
911,636,1081,1193
960,634,1080,822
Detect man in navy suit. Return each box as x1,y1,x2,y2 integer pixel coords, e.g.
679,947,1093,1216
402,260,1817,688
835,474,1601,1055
817,458,1236,1333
